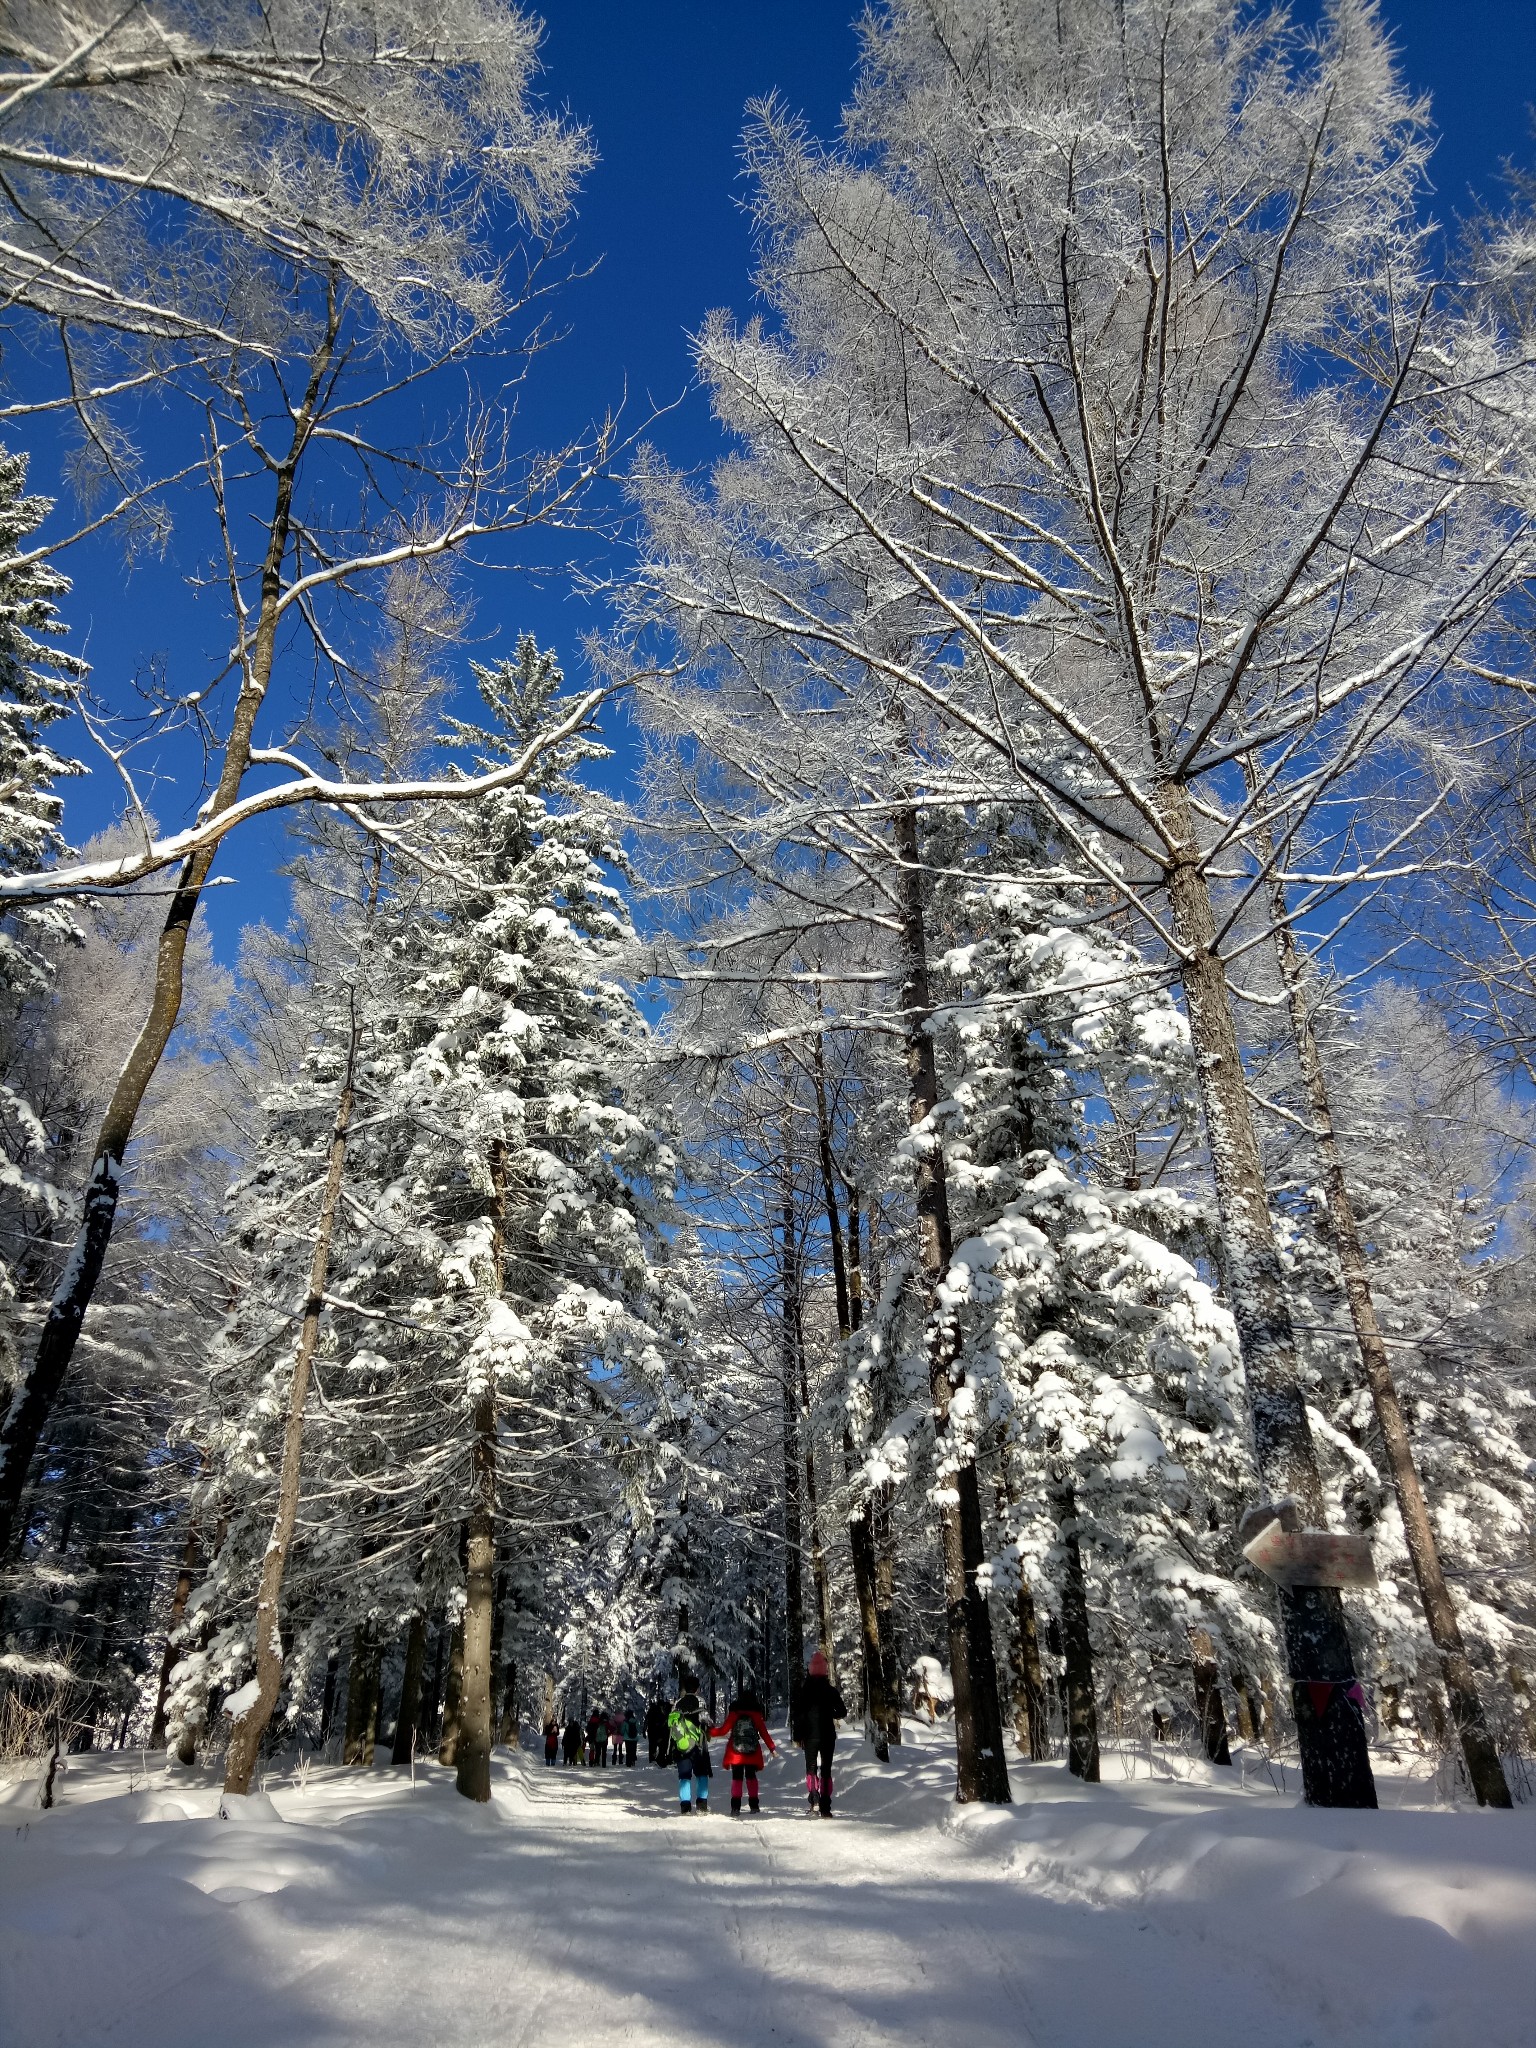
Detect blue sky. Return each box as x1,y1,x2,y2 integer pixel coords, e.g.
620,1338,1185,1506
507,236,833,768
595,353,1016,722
44,0,1536,958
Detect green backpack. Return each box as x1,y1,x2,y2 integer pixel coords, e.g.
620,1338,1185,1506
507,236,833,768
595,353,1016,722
668,1703,702,1756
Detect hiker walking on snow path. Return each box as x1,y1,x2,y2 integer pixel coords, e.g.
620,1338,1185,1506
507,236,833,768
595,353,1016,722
645,1697,668,1765
668,1679,712,1813
587,1709,607,1766
543,1717,559,1766
623,1709,639,1767
800,1651,846,1817
711,1689,776,1815
562,1715,582,1764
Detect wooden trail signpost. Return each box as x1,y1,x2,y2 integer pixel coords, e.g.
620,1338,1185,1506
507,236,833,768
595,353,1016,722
1239,1502,1377,1591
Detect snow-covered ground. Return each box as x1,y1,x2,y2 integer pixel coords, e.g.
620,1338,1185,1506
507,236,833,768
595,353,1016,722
2,1725,1532,2048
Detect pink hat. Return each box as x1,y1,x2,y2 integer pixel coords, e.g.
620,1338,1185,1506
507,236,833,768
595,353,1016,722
809,1650,829,1677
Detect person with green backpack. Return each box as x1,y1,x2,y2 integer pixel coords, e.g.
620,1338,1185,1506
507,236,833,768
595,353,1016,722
666,1677,713,1813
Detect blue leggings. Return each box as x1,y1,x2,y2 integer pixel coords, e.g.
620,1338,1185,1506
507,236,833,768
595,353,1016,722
676,1753,709,1806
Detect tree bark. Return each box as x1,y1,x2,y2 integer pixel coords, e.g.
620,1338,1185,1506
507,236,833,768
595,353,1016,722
437,1614,465,1767
1242,765,1510,1808
1190,1627,1233,1767
344,1624,381,1767
795,1297,836,1668
318,1647,339,1750
456,1136,509,1802
1159,779,1376,1809
809,1049,894,1755
148,1521,199,1751
421,1623,446,1749
779,1161,807,1736
225,1014,360,1796
894,804,1010,1804
0,316,341,1559
997,1462,1050,1762
390,1612,428,1766
455,1410,497,1802
1055,1481,1100,1782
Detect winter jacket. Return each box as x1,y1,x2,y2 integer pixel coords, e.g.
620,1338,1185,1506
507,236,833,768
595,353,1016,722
711,1705,776,1769
798,1673,846,1747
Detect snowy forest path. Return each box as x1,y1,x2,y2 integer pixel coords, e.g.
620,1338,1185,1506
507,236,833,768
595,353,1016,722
2,1731,1533,2047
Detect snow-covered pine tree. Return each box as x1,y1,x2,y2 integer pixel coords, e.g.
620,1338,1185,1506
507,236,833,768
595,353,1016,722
328,637,689,1800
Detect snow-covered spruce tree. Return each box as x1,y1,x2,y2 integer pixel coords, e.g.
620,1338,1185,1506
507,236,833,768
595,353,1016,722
172,644,691,1797
330,638,686,1801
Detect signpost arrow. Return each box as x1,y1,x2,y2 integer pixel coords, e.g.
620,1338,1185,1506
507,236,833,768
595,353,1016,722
1241,1512,1377,1591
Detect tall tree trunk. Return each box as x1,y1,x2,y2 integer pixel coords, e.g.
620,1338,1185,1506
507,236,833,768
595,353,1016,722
456,1137,508,1803
225,1014,360,1797
1242,764,1510,1809
1015,1577,1051,1763
1190,1627,1233,1766
422,1622,446,1749
456,1414,497,1802
997,1463,1050,1762
779,1159,807,1735
1054,1480,1100,1783
795,1299,836,1667
438,1615,465,1767
148,1521,199,1751
344,1624,381,1767
390,1612,428,1766
0,317,341,1558
1159,779,1375,1809
809,1047,894,1757
893,804,1010,1804
318,1648,339,1751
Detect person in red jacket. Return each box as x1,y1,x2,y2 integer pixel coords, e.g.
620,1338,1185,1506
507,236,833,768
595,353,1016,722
711,1688,777,1815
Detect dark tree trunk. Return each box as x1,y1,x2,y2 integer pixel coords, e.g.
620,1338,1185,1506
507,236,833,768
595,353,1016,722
318,1648,339,1750
438,1615,465,1768
996,1459,1050,1761
780,1163,807,1736
148,1522,199,1750
1055,1482,1100,1783
226,1016,361,1797
894,804,1010,1804
1191,1628,1233,1767
422,1623,447,1748
344,1625,381,1767
1015,1578,1051,1763
391,1612,428,1766
0,324,341,1559
1158,780,1375,1809
1242,762,1509,1809
809,1058,896,1759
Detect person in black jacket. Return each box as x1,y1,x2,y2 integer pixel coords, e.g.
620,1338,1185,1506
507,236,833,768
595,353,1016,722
644,1696,669,1765
800,1650,846,1817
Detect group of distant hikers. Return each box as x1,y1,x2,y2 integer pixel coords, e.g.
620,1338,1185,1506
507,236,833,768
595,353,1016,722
539,1650,848,1817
